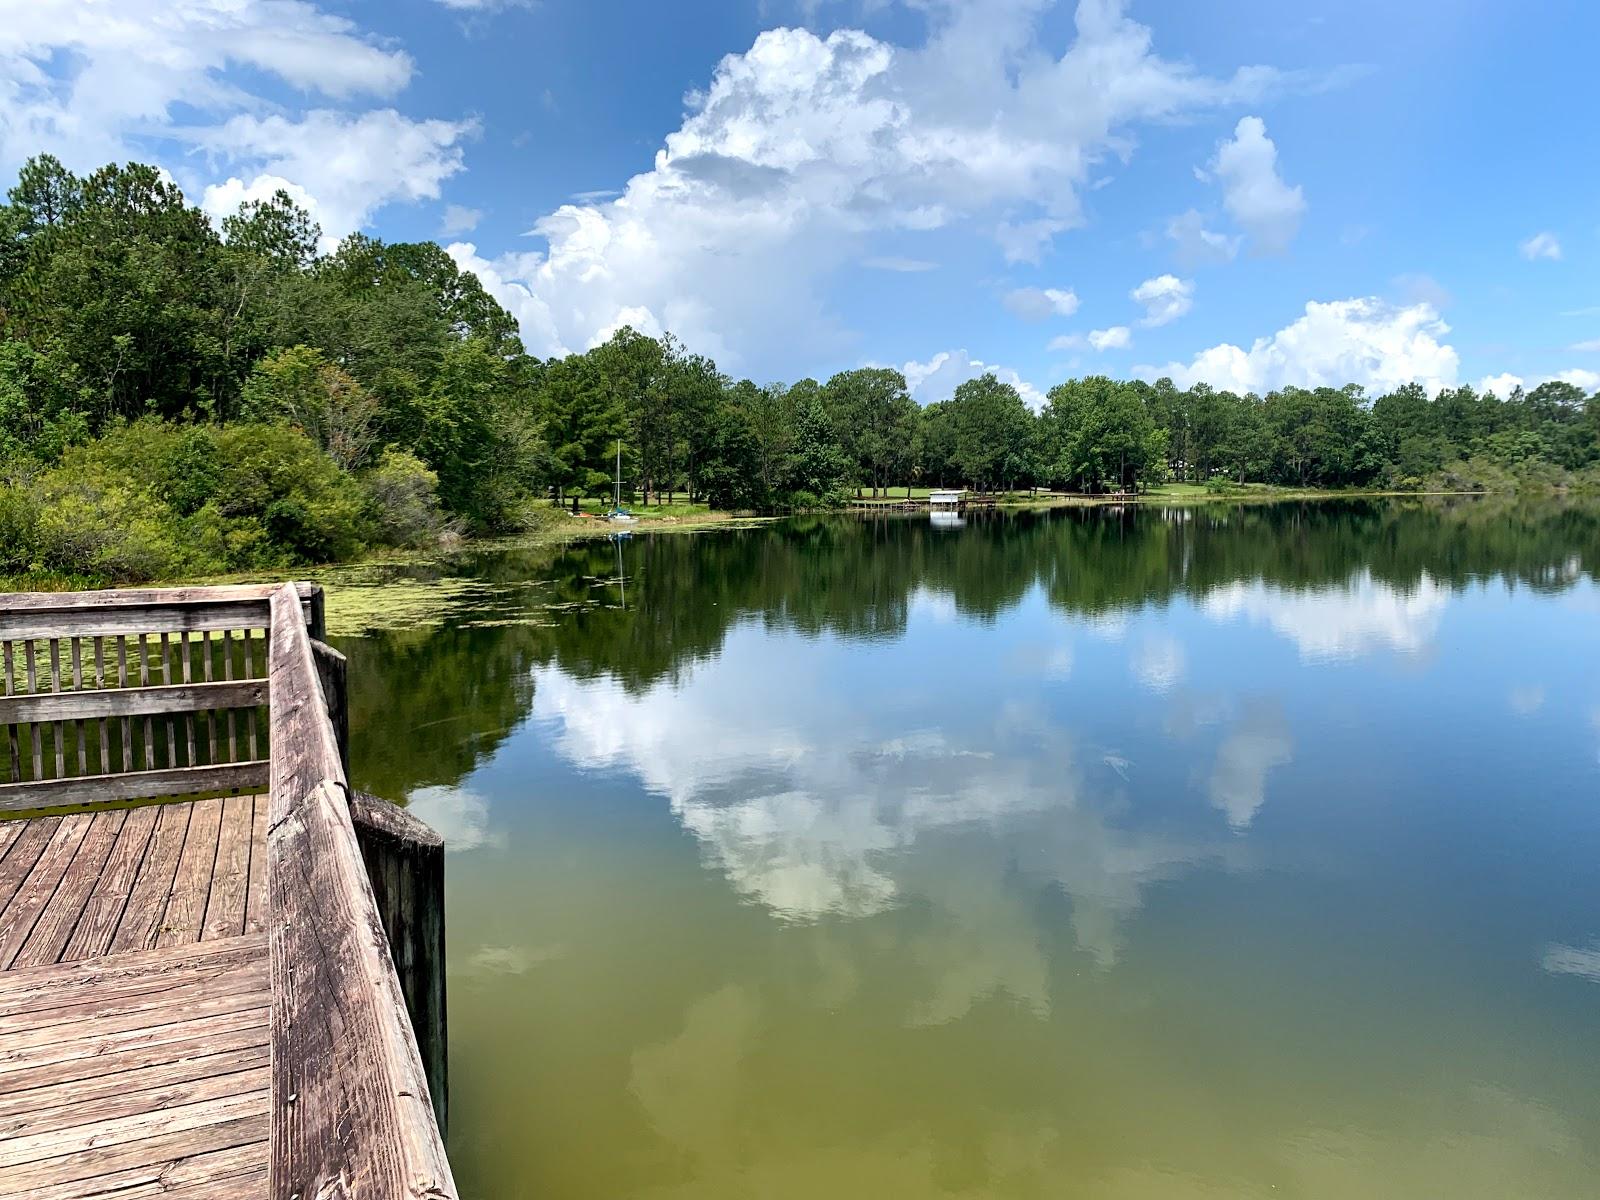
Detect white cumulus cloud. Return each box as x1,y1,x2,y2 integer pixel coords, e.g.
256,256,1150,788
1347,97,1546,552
1478,369,1600,398
902,349,1046,411
1003,286,1080,321
1089,326,1133,351
197,110,476,245
461,2,1297,367
1141,297,1459,395
1166,208,1241,265
0,0,477,245
1520,232,1562,261
440,204,483,237
1131,274,1194,326
1478,373,1525,398
1555,368,1600,392
1210,115,1305,254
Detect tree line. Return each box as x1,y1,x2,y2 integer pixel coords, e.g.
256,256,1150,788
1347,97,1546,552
2,154,1598,584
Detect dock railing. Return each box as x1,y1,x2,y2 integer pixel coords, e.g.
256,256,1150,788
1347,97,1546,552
0,582,456,1200
0,584,313,811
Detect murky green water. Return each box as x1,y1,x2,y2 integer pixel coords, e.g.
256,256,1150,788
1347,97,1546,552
335,500,1600,1199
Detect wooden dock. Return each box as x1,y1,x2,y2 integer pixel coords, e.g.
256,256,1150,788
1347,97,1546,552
0,584,453,1199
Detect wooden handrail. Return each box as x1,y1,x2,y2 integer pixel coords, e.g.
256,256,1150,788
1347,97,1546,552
0,583,316,609
266,583,456,1199
0,585,321,641
2,586,284,803
0,678,267,724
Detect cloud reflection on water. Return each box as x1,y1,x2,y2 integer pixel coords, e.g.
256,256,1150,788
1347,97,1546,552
1202,571,1448,661
531,642,1243,974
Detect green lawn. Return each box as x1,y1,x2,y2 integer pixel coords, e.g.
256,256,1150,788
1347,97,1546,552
563,496,715,519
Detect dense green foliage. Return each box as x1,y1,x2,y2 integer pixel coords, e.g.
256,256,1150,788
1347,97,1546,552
3,153,1599,584
0,155,535,583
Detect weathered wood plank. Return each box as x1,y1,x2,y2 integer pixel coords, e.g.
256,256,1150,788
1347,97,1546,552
11,808,127,970
0,760,268,814
23,1144,266,1200
0,954,265,1036
0,933,266,1017
0,814,93,969
0,1018,267,1098
156,797,224,947
0,1107,265,1200
0,817,61,917
0,1043,267,1126
0,1089,267,1170
59,804,161,962
203,794,255,941
0,680,271,731
245,794,268,935
0,1062,269,1145
108,804,193,955
1,982,267,1056
0,1004,267,1079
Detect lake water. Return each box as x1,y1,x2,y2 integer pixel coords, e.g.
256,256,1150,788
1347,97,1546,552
332,500,1600,1199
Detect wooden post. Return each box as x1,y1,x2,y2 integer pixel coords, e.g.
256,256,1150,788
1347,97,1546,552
303,585,327,640
310,639,349,782
351,790,448,1136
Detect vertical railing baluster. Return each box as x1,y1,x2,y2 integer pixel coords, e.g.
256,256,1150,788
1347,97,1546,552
180,631,196,767
2,641,18,784
204,630,218,765
24,641,42,780
95,635,110,775
243,629,260,760
223,629,238,765
72,636,87,776
139,633,154,770
49,638,65,778
161,631,176,769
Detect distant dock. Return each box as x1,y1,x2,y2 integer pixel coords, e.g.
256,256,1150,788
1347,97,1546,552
845,490,1138,513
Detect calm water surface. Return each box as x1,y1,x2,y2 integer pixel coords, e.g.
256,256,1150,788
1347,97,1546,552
334,500,1600,1199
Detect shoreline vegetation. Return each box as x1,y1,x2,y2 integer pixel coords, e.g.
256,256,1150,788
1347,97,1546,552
3,155,1599,591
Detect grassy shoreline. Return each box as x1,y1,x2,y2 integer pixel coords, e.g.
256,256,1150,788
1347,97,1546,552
0,485,1515,593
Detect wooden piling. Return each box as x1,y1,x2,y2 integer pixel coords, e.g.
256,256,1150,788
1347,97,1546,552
351,790,449,1136
309,638,349,781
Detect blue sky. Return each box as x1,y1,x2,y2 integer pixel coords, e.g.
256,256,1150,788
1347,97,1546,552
3,0,1598,404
